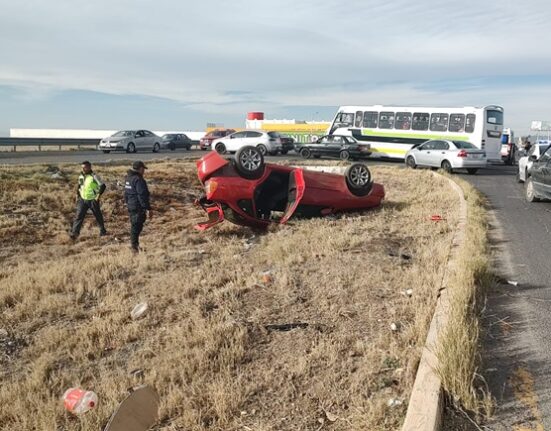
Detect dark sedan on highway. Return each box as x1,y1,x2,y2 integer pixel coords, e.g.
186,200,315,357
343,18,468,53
296,135,371,160
161,133,193,151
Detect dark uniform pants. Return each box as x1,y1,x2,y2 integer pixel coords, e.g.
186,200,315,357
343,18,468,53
71,198,106,236
129,210,147,249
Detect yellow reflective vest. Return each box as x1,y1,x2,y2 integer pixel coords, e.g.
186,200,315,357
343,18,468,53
78,173,104,200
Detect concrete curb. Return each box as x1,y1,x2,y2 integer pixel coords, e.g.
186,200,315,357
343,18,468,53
401,173,468,431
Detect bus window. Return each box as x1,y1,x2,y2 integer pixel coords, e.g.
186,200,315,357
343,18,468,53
362,111,378,128
465,114,476,133
486,109,503,125
430,113,449,132
449,114,466,133
355,111,363,128
395,112,412,130
336,112,355,127
412,113,429,131
379,112,395,129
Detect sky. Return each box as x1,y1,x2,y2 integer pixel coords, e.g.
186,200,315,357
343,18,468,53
1,0,551,135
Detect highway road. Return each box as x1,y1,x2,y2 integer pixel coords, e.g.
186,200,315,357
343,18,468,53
1,149,549,428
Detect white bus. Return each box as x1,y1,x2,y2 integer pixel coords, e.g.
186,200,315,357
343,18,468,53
328,105,504,161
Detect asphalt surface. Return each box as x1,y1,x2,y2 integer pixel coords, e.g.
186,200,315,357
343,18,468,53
461,165,551,430
1,149,549,427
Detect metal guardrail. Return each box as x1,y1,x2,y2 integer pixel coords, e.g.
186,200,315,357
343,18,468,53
0,138,100,151
0,138,202,152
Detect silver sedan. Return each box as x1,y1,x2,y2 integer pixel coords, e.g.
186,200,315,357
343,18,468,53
98,130,162,154
405,140,487,175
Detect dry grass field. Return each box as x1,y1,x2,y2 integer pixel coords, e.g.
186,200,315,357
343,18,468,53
0,160,460,430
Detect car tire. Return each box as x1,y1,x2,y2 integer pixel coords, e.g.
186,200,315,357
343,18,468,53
339,150,350,161
170,144,176,151
127,142,136,153
256,144,268,156
153,143,160,153
281,150,288,155
215,143,226,154
526,177,540,202
406,156,417,169
102,150,111,154
186,145,191,151
441,160,453,174
467,168,478,175
345,163,373,197
300,148,311,159
235,146,265,180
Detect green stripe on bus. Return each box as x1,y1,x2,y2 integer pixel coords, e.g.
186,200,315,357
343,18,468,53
361,129,470,141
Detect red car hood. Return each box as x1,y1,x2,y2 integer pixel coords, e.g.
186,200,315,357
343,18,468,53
197,151,229,183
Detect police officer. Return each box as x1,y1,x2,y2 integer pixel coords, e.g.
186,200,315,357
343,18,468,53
124,160,152,252
70,161,107,239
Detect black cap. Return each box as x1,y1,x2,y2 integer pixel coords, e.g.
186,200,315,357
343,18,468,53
81,161,91,166
132,160,148,170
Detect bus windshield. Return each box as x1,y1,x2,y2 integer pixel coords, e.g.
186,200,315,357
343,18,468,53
486,110,503,125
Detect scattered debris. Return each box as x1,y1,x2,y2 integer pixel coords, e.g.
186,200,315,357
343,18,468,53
507,280,519,287
261,271,273,285
405,289,413,297
104,385,159,431
390,322,400,332
63,388,98,415
430,215,444,222
265,322,309,332
131,303,148,320
387,398,403,408
323,410,338,422
51,172,65,180
130,369,144,379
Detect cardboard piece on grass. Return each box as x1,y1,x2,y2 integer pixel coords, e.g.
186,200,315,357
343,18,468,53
104,385,159,431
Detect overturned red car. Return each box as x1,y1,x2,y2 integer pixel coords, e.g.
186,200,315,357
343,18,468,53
194,146,385,230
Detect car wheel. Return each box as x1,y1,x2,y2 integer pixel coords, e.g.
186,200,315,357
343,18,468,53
467,168,478,175
127,142,136,153
300,148,311,159
102,150,111,154
441,160,453,173
345,163,373,197
153,143,160,153
256,144,268,156
235,146,265,179
281,150,288,155
186,145,192,151
170,144,176,151
406,156,417,169
526,177,540,202
339,150,350,161
215,143,226,154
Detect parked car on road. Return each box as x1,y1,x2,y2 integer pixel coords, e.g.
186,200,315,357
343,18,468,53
161,133,193,151
525,145,551,202
297,135,371,160
279,134,295,155
517,142,550,183
405,140,486,174
98,130,162,153
212,130,282,156
194,146,385,230
199,129,235,151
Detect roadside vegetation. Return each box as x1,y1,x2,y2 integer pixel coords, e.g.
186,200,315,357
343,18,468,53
0,160,459,430
436,176,494,421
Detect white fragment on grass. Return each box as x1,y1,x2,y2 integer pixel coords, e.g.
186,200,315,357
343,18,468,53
387,398,403,408
507,280,519,286
405,289,413,297
390,323,400,332
324,411,338,422
131,303,148,320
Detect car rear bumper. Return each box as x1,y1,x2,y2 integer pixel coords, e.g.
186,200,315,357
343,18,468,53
452,159,488,168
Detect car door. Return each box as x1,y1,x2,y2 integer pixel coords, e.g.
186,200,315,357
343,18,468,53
145,131,156,148
245,131,263,149
314,136,332,156
433,141,450,166
530,147,551,197
227,131,246,151
415,141,433,166
134,130,145,149
328,136,345,156
280,169,305,224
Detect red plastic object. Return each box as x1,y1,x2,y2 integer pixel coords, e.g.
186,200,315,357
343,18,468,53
431,215,444,222
247,112,264,120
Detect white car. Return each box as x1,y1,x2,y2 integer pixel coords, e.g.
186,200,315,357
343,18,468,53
405,139,487,174
211,130,282,156
98,130,162,154
517,142,550,183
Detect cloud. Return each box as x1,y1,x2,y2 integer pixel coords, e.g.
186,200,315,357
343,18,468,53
1,0,551,133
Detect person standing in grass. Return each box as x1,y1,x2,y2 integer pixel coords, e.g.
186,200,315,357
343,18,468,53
124,160,152,253
70,161,107,240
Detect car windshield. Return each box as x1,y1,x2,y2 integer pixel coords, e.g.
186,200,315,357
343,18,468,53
163,134,176,139
453,141,476,149
346,136,358,143
112,131,133,137
268,132,281,138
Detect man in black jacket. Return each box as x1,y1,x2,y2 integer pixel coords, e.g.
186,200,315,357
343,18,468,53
124,161,152,252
